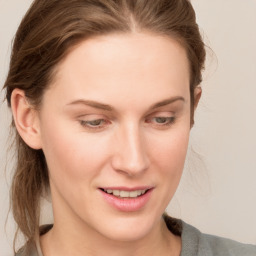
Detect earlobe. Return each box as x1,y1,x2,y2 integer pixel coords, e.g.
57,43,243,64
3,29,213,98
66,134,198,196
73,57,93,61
11,89,42,149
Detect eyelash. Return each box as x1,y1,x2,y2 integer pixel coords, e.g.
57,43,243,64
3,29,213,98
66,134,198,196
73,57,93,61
78,116,176,131
79,119,108,130
146,116,176,126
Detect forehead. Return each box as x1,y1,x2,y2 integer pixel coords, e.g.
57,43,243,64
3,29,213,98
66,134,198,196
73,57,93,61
46,32,190,108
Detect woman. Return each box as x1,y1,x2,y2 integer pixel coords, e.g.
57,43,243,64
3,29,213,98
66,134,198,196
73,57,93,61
2,0,256,255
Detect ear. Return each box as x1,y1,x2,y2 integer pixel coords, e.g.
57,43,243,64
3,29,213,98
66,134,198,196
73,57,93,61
190,87,202,128
193,86,202,110
11,89,42,149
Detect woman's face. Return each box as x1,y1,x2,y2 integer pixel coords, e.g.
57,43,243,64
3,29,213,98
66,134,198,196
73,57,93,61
37,32,192,241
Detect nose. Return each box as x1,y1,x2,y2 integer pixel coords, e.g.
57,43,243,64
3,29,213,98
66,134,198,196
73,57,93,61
111,123,150,176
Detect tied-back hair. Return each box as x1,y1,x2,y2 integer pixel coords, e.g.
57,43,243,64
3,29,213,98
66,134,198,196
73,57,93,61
3,0,205,250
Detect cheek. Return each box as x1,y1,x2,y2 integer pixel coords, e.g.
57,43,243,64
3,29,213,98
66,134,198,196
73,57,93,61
145,126,190,213
40,124,109,212
42,118,115,189
150,126,190,196
150,127,190,172
40,119,106,183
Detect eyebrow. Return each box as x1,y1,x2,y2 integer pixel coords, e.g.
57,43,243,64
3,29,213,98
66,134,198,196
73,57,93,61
149,96,185,110
67,99,114,111
66,96,185,111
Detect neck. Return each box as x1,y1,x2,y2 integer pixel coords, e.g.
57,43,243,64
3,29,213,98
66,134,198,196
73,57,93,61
40,217,181,256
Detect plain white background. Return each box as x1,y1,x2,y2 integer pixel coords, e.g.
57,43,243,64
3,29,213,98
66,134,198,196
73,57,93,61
0,0,256,255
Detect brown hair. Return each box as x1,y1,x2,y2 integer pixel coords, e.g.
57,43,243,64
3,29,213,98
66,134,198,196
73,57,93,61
3,0,205,249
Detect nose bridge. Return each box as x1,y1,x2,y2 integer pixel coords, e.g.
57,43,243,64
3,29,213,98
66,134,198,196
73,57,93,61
112,121,149,175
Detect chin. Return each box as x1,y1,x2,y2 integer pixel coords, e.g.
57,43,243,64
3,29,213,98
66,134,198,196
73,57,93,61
92,213,161,243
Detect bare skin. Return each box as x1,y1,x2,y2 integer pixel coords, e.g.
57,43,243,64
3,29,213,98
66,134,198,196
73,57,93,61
40,217,181,256
12,32,200,256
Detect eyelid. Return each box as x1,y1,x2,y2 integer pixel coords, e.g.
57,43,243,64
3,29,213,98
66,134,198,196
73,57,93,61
146,111,175,119
79,118,111,131
77,111,176,131
145,112,176,127
77,113,104,118
146,116,175,123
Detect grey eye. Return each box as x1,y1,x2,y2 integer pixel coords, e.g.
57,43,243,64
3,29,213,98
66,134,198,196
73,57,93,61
80,119,106,128
153,117,175,125
87,119,104,126
155,117,169,123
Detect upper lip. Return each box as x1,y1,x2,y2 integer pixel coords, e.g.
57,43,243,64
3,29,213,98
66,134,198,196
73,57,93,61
99,186,154,191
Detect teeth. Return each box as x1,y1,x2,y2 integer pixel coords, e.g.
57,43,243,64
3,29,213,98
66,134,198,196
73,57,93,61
120,191,129,197
104,189,148,198
129,191,138,198
113,190,120,196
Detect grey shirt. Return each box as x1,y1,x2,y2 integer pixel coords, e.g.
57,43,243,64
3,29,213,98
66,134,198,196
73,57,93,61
180,220,256,256
16,218,256,256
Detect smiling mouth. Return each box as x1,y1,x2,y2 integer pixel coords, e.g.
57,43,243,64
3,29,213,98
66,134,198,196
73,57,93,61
100,188,150,198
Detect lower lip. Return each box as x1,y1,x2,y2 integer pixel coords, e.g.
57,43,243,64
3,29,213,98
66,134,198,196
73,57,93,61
99,189,153,212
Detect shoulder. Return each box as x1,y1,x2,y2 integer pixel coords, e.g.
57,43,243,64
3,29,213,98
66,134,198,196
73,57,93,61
180,220,256,256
